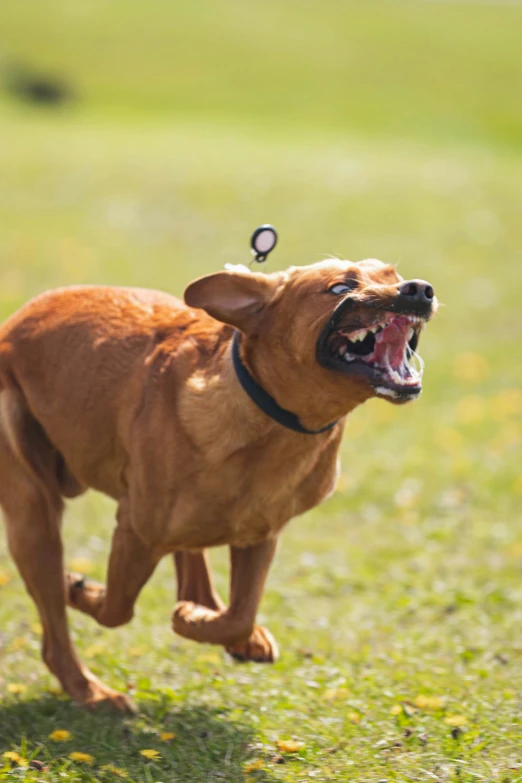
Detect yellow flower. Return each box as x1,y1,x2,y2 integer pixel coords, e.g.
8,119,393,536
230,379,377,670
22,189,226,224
275,740,305,753
160,732,175,741
244,760,264,772
445,715,467,726
101,764,128,778
3,752,21,762
455,394,485,424
435,426,464,454
69,557,94,574
199,652,220,665
491,389,522,419
348,711,361,724
49,729,72,741
322,687,348,701
129,646,145,657
0,570,10,587
390,704,402,715
454,352,489,383
69,752,94,764
139,749,160,760
414,695,444,711
85,643,105,658
7,683,27,695
3,751,27,766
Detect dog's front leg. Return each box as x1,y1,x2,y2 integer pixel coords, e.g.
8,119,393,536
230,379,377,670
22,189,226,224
66,498,160,628
172,538,278,663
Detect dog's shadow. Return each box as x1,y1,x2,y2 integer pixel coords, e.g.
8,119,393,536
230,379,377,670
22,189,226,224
0,696,279,782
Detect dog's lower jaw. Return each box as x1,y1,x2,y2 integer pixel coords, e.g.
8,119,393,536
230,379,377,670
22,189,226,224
374,384,422,404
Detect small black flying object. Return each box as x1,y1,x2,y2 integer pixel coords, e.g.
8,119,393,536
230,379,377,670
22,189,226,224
250,225,278,264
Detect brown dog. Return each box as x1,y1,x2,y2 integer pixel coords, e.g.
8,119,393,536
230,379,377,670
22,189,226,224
0,259,436,710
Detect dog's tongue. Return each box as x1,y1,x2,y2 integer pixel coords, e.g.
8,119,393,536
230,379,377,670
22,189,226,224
373,316,410,369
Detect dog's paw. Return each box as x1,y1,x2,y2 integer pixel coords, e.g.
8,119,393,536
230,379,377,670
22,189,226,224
84,687,136,714
65,572,105,614
226,625,279,663
81,676,136,713
172,601,219,640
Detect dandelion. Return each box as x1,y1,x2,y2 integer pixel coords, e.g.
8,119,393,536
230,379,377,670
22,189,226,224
275,740,305,753
160,732,175,741
455,395,485,424
139,749,161,760
390,704,402,715
445,715,467,726
0,570,10,587
244,760,264,772
3,751,28,766
69,557,94,574
101,764,128,778
322,687,348,701
435,426,464,453
454,352,489,383
414,695,444,710
7,683,27,695
3,752,21,763
49,729,72,741
69,752,94,764
85,643,105,658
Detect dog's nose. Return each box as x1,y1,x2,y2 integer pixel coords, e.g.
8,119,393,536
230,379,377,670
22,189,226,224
398,279,434,304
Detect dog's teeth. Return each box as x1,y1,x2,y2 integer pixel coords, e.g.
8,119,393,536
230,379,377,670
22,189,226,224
407,327,415,342
350,330,368,343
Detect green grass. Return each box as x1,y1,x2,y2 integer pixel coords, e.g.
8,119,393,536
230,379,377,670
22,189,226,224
0,1,522,781
1,0,522,148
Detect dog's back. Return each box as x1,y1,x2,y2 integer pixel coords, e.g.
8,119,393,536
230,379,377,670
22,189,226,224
0,286,198,497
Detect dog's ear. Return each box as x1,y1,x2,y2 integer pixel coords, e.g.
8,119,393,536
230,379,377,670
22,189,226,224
184,270,280,331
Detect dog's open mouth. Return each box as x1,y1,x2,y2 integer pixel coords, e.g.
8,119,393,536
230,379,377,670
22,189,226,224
318,312,426,401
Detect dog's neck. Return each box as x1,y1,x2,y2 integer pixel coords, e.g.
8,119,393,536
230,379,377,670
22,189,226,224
231,331,339,436
236,333,367,434
180,327,367,459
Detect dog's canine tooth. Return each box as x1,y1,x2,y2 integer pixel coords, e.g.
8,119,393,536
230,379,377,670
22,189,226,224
350,329,368,343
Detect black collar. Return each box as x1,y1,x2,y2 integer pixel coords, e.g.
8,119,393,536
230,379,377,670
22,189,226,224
231,331,338,435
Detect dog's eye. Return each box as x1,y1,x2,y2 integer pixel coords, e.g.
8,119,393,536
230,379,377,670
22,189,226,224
329,282,357,295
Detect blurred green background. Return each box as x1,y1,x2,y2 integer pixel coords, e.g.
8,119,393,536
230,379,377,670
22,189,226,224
0,2,521,781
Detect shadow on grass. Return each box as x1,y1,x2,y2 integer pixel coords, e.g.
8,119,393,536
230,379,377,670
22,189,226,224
0,696,279,782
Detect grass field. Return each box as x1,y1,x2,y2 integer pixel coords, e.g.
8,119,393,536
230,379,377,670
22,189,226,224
0,2,521,781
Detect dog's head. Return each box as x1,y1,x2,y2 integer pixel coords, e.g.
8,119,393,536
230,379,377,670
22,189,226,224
185,259,437,421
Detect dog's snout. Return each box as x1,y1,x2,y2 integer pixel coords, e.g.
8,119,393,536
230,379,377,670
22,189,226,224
398,279,434,304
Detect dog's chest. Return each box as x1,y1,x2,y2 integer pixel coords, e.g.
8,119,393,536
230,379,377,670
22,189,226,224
176,435,340,548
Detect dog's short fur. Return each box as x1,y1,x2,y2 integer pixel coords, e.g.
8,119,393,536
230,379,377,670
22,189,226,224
0,259,436,710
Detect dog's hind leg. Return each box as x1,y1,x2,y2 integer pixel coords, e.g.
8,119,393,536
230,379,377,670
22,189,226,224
172,538,279,663
0,389,132,710
174,550,225,612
